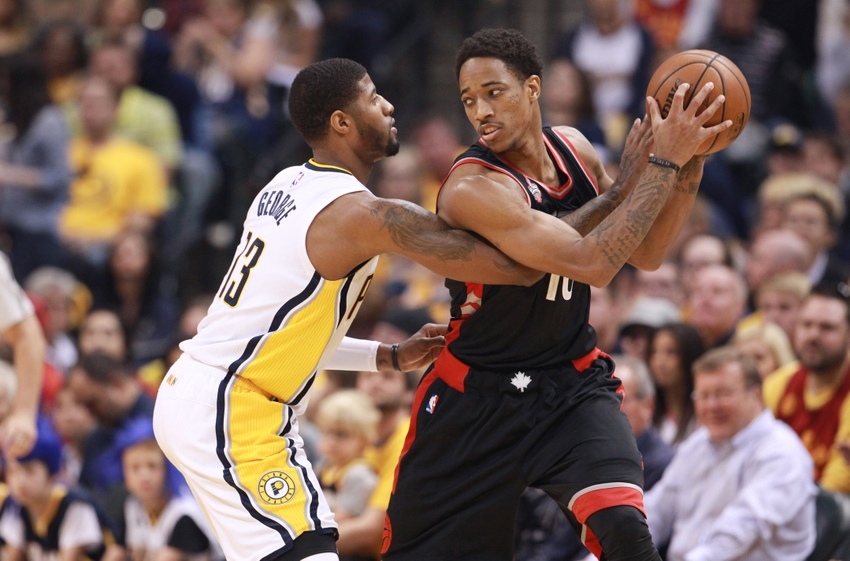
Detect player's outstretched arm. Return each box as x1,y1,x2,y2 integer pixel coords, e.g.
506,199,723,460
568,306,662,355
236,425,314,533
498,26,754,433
438,82,732,287
306,192,543,285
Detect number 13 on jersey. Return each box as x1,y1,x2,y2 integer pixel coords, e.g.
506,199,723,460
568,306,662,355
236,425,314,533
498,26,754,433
219,231,266,307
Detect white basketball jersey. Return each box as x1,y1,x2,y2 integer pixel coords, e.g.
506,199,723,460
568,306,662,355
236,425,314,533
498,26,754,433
181,160,378,403
124,495,224,561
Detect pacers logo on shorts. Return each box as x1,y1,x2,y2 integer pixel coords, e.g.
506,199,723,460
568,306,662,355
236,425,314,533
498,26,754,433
258,471,296,505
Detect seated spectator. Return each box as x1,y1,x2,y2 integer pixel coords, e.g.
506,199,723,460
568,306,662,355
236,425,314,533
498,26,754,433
765,121,804,176
755,172,833,236
754,271,811,339
679,234,731,299
77,309,129,363
764,285,850,493
782,188,850,287
540,57,606,147
95,232,179,369
645,346,817,561
733,322,795,380
85,41,183,173
411,116,465,213
634,0,717,55
0,424,120,560
61,77,168,274
0,56,71,281
316,390,379,523
257,0,323,90
687,265,748,349
743,229,812,300
554,0,654,143
119,418,223,561
66,352,155,496
22,267,80,374
648,323,704,445
702,0,804,127
51,386,96,484
801,132,847,189
613,355,674,490
633,262,684,307
34,20,87,104
618,296,681,362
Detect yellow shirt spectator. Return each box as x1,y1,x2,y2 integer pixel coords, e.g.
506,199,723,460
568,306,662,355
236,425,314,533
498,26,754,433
363,417,409,510
61,137,168,242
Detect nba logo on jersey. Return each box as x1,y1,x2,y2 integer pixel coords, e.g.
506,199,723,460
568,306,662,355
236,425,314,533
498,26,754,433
528,180,543,203
291,171,305,187
426,394,439,414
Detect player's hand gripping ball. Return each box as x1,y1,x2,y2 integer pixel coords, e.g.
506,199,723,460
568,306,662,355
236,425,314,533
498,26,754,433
647,49,750,155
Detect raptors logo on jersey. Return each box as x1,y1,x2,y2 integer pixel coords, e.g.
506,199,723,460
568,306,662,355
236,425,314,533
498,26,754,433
438,127,601,371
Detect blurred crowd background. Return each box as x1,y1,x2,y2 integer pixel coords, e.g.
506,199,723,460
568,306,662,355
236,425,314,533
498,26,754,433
2,0,850,559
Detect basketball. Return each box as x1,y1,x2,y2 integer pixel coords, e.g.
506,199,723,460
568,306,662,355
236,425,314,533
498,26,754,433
646,50,750,155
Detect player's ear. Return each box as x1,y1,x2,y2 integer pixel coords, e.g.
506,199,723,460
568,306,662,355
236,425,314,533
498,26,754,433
526,75,541,103
330,110,352,136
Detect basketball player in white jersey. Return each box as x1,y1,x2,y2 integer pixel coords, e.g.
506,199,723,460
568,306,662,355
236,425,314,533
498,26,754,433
152,58,541,561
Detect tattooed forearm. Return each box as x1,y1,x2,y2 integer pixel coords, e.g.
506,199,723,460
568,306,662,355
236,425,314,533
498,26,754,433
672,155,705,196
590,165,675,270
560,183,625,236
370,200,518,272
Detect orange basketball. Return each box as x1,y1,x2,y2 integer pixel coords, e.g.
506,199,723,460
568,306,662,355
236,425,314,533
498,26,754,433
646,49,751,155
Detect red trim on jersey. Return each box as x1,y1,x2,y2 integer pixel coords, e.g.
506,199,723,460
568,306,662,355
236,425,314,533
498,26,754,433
552,128,600,195
390,347,471,495
571,347,606,372
486,136,574,200
540,134,574,199
571,486,645,524
583,526,603,559
436,157,531,213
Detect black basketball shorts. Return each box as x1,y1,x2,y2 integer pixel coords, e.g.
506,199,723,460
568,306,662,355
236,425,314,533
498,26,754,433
381,348,646,561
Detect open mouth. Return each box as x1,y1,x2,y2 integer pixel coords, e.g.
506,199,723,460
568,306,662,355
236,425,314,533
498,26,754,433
480,124,500,142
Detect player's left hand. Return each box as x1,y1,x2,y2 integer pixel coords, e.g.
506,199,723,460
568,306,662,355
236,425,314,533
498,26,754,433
0,410,37,459
394,323,447,371
617,116,654,195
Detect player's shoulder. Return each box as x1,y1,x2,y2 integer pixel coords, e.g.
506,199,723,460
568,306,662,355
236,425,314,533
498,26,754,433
551,126,600,164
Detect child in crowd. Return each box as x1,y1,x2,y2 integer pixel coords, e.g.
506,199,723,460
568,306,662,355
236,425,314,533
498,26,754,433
119,418,222,561
0,422,119,560
316,390,380,522
51,386,96,484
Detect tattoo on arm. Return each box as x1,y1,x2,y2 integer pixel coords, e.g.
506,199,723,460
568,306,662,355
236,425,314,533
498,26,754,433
561,182,626,235
673,156,704,196
591,166,675,268
370,200,518,270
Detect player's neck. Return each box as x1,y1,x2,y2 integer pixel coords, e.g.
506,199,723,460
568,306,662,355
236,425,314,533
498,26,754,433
495,129,557,186
311,146,373,185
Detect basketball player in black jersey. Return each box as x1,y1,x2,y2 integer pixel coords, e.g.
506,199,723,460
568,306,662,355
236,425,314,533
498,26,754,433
381,29,732,561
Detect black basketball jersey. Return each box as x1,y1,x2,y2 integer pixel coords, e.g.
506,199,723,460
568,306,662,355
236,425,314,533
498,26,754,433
441,127,600,371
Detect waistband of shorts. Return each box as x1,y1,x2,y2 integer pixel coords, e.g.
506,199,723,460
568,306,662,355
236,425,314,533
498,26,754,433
431,347,610,394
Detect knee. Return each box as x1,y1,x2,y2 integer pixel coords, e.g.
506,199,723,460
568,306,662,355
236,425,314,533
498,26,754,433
585,506,660,561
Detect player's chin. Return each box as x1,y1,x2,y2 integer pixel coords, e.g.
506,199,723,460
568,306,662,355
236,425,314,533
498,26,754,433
385,138,401,157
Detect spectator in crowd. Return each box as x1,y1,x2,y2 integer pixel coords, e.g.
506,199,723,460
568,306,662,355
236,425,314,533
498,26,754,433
34,20,88,104
86,41,184,173
679,234,731,298
94,232,179,369
645,346,817,561
633,262,684,307
0,56,71,281
733,321,796,380
589,285,620,354
316,390,380,523
119,418,223,561
801,132,848,190
51,386,96,484
555,0,654,143
702,0,804,127
743,229,812,299
634,0,717,55
258,0,324,91
614,354,674,491
372,147,423,205
648,322,704,445
411,116,464,213
782,189,850,287
67,352,155,496
755,172,833,236
688,265,749,349
618,296,681,363
61,77,168,275
0,252,43,458
764,285,850,493
0,0,30,58
540,57,605,147
0,423,119,560
765,121,804,177
77,309,129,363
755,271,811,339
23,266,79,374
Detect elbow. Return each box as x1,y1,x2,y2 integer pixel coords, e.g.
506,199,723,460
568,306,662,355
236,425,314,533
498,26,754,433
520,269,545,287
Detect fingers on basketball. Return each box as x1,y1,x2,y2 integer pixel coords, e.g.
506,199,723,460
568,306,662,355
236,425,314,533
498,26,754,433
646,50,751,155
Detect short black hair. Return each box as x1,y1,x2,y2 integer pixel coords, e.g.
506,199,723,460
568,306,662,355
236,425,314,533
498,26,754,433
289,58,368,145
455,28,543,82
810,282,850,325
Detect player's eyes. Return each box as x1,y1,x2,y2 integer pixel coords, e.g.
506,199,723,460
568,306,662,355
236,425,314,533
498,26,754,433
462,98,474,107
490,89,502,96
